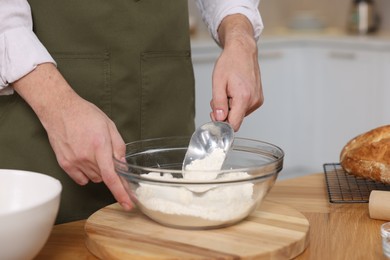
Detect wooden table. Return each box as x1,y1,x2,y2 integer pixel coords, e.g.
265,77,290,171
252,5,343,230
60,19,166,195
35,173,387,259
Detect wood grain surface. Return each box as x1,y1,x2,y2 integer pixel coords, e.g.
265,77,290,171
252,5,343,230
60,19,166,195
35,174,388,260
85,201,310,259
267,174,386,260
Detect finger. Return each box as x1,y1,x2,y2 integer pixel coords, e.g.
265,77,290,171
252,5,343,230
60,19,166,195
210,100,222,121
58,156,91,185
95,140,133,211
79,166,103,183
107,121,129,172
67,169,90,186
226,97,246,131
68,151,103,183
108,121,126,159
244,87,264,117
209,111,216,121
211,81,229,122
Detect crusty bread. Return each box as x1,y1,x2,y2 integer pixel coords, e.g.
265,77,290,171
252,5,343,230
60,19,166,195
340,125,390,184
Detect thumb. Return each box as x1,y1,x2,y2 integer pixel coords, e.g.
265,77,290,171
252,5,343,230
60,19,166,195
108,121,126,160
211,88,229,122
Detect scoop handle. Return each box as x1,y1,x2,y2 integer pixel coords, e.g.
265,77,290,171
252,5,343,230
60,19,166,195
369,190,390,221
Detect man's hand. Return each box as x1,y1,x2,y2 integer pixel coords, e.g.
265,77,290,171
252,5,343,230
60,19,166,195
12,63,133,211
211,14,263,131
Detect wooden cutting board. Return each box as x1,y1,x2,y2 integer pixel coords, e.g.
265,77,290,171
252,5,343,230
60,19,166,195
85,200,309,259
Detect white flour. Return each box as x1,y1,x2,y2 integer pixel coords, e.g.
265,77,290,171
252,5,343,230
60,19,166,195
136,148,256,224
184,147,226,180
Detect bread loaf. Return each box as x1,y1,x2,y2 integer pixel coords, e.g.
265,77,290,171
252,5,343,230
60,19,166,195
340,125,390,184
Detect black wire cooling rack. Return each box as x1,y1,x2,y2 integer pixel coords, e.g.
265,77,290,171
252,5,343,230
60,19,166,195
323,163,390,203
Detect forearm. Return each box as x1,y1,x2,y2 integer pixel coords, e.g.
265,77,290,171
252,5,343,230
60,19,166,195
211,14,262,130
11,63,78,129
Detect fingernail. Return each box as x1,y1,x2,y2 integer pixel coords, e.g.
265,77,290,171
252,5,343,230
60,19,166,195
79,178,89,186
215,109,225,120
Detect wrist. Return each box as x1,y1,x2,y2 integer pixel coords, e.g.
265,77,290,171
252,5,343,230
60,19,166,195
217,14,257,50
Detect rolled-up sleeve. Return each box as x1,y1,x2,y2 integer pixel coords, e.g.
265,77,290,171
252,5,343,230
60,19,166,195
0,0,55,94
195,0,263,44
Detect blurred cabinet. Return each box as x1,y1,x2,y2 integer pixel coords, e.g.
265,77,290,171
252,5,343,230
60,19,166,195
298,46,386,172
381,52,390,120
191,38,390,179
237,47,304,177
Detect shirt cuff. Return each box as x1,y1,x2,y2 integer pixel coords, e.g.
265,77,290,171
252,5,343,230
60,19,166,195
198,1,263,46
0,27,56,93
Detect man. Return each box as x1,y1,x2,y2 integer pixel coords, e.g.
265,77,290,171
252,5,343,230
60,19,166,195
0,0,263,223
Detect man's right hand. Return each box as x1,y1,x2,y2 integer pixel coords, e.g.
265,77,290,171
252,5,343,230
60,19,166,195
12,63,133,211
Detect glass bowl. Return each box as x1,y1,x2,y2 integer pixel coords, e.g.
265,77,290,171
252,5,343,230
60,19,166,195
114,136,284,230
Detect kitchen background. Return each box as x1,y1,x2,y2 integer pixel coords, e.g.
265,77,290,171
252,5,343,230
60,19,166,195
188,0,390,34
188,0,390,180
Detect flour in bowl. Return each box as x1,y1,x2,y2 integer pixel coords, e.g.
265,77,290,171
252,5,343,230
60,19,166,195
135,148,258,224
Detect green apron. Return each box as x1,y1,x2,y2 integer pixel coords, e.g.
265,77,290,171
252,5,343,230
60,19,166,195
0,0,195,223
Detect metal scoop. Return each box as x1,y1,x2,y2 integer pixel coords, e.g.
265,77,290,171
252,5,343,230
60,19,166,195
182,121,234,172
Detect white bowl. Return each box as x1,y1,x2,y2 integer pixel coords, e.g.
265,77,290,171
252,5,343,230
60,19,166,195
0,169,62,260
